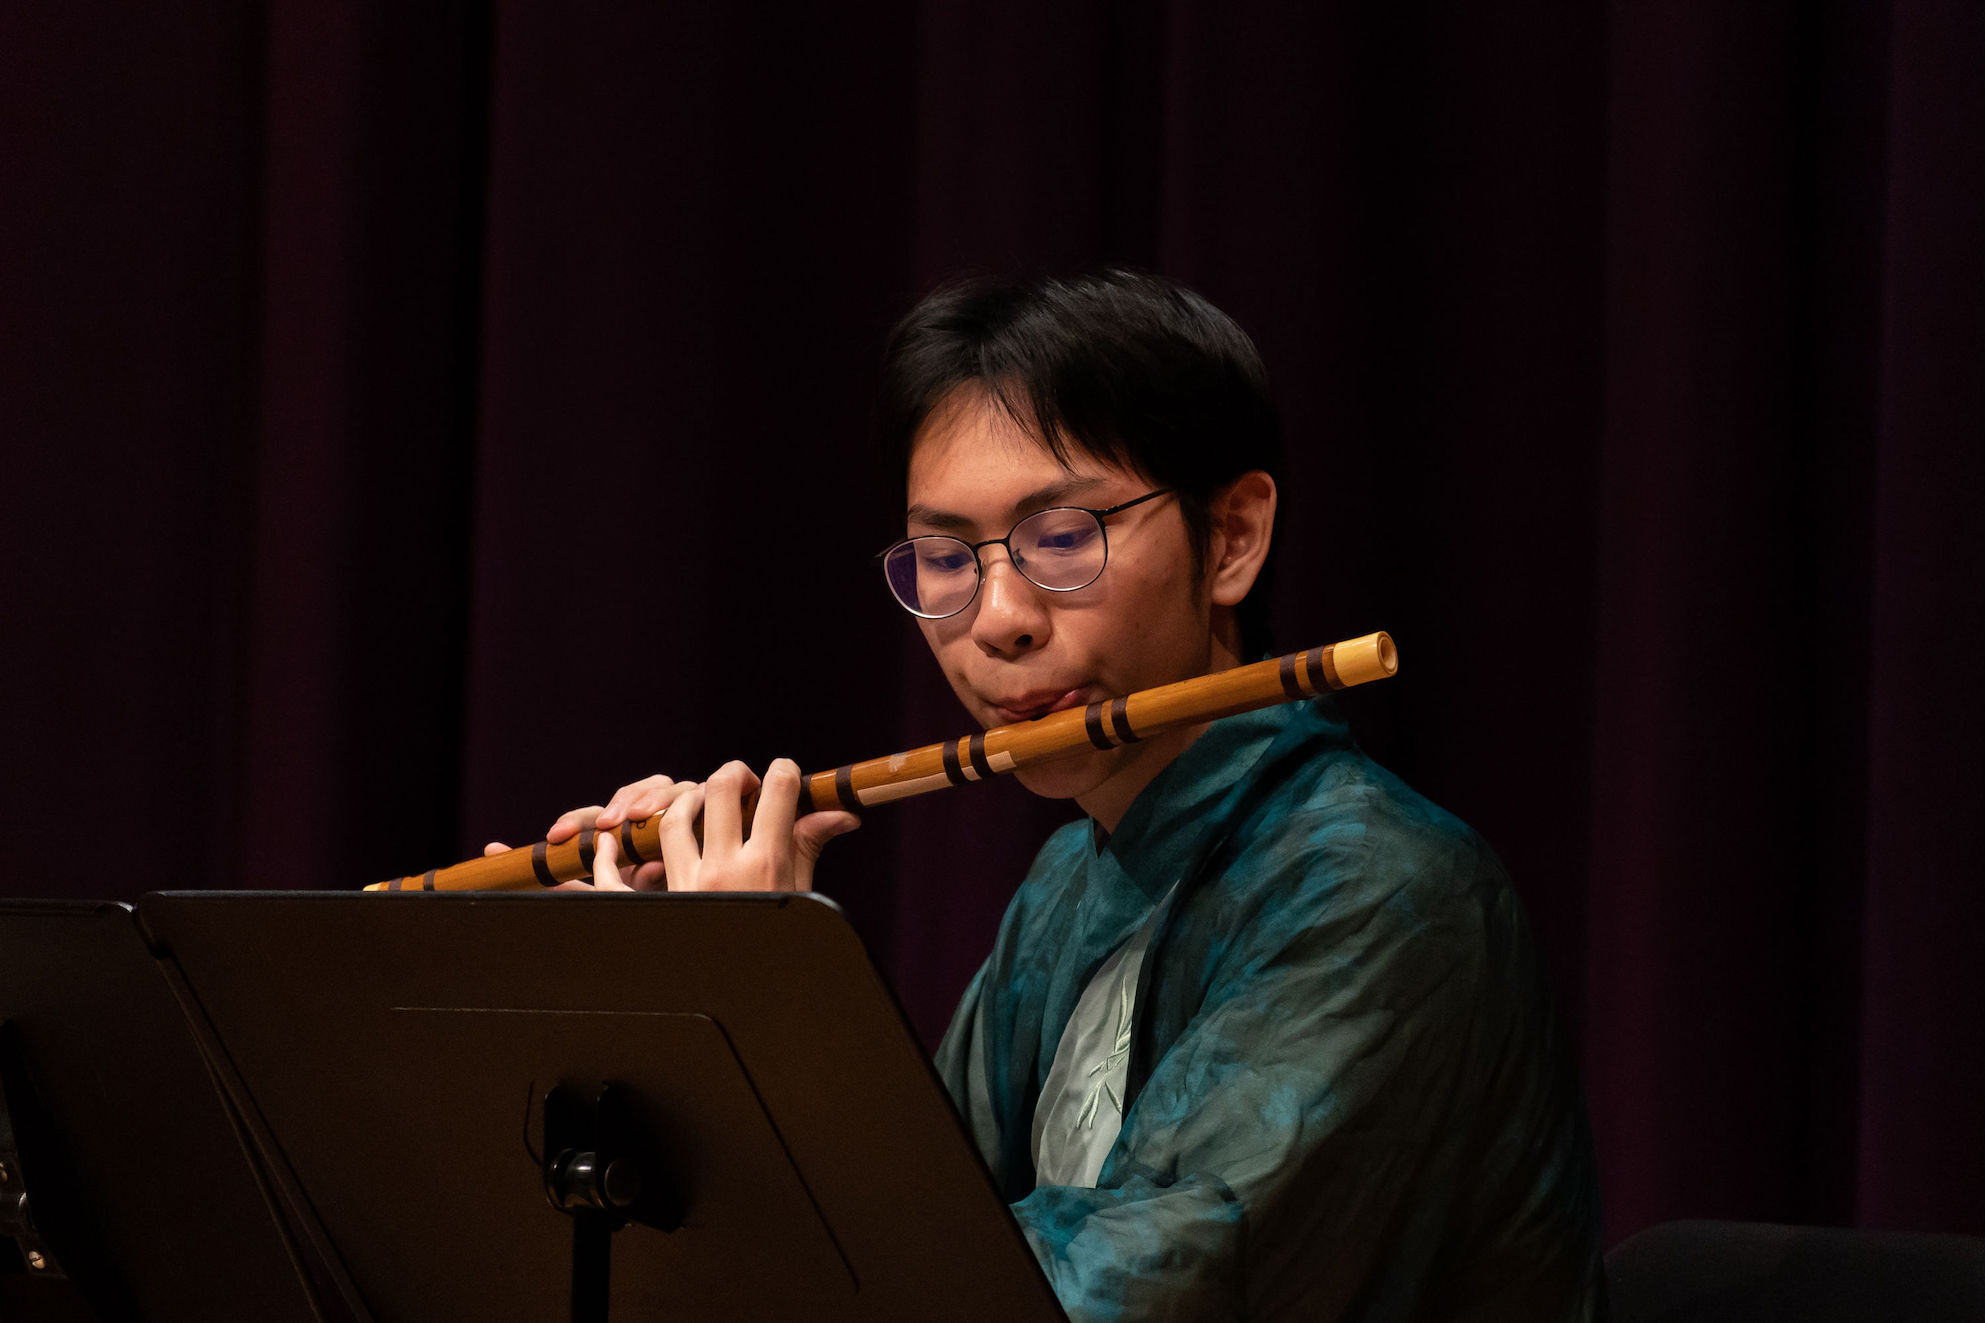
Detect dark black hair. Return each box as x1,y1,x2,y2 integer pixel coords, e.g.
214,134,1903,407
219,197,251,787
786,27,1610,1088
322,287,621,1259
875,268,1283,657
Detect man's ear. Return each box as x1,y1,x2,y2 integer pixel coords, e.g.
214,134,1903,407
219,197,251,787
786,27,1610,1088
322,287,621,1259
1206,470,1277,607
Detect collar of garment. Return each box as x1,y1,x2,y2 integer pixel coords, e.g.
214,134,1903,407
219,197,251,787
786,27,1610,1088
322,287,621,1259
1088,693,1353,904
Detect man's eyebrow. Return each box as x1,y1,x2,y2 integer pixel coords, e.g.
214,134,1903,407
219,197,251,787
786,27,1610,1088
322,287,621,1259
905,476,1112,532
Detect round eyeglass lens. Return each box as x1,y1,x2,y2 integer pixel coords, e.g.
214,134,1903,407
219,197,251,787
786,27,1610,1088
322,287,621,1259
1009,507,1108,590
883,537,980,618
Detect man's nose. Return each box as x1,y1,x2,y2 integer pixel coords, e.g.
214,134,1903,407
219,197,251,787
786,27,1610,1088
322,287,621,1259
970,546,1049,656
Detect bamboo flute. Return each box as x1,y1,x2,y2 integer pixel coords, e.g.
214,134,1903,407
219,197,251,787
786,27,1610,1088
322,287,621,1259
366,631,1398,894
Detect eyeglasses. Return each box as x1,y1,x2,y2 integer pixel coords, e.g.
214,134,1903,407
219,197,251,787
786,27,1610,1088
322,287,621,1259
879,489,1174,619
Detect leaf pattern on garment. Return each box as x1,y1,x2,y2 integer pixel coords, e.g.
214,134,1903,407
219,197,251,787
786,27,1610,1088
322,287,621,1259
1074,981,1136,1131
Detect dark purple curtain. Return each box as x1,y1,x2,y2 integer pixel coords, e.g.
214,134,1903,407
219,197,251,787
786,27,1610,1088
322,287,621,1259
5,0,1980,1246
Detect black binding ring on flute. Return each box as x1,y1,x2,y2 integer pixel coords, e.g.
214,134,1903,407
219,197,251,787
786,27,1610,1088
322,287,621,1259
834,764,861,813
941,738,968,786
420,870,436,892
968,732,995,779
1304,647,1329,691
385,877,403,892
1310,646,1339,691
619,820,644,865
577,827,596,872
1108,697,1139,743
531,840,557,888
1084,702,1114,750
1279,652,1305,698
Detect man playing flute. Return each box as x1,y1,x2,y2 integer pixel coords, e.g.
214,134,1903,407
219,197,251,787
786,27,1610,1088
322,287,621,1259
506,271,1605,1320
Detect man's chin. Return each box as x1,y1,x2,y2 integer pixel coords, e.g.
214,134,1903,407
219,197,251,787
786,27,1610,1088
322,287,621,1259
1012,749,1118,803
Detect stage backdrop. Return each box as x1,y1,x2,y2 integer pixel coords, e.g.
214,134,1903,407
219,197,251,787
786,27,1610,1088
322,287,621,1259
5,0,1981,1245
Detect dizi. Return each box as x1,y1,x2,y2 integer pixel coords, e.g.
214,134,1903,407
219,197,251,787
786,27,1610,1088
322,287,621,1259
365,631,1398,894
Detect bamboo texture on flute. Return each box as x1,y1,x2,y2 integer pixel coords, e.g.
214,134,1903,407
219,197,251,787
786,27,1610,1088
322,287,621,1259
365,631,1398,894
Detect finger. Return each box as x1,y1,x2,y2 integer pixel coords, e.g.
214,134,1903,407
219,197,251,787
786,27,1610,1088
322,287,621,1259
751,759,804,845
792,811,861,893
597,786,637,831
794,811,861,862
550,879,598,893
591,830,633,891
658,784,706,889
625,778,687,824
701,762,760,864
484,841,512,857
546,805,603,844
599,774,675,829
631,860,667,891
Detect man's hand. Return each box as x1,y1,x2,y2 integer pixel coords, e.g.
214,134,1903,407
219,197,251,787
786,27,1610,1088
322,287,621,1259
482,760,859,893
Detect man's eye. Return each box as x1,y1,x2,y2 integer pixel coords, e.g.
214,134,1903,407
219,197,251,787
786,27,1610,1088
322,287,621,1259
920,551,974,574
1035,527,1098,554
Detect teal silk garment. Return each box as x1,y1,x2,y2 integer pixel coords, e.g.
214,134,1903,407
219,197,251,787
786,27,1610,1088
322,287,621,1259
934,696,1606,1322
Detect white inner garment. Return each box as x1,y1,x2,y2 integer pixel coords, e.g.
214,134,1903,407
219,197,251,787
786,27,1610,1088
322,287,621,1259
1030,883,1177,1188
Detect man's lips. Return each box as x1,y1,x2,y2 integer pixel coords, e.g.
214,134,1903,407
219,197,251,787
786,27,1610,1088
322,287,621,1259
989,687,1090,724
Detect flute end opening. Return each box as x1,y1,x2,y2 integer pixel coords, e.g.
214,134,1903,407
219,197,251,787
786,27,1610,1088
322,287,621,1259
1333,631,1399,687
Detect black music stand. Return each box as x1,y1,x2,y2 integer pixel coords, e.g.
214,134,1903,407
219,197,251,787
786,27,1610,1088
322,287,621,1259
0,900,323,1323
137,889,1066,1323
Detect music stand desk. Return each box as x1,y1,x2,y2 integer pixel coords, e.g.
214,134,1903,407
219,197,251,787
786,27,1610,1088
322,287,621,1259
138,889,1066,1323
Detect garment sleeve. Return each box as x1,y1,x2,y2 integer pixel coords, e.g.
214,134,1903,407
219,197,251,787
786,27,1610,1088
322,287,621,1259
1011,831,1500,1322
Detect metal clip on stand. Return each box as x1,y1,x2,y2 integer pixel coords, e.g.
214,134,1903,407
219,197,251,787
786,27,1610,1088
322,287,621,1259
541,1083,683,1323
0,1021,66,1285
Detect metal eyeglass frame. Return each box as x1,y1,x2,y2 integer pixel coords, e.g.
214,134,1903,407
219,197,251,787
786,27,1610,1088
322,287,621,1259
878,488,1175,619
